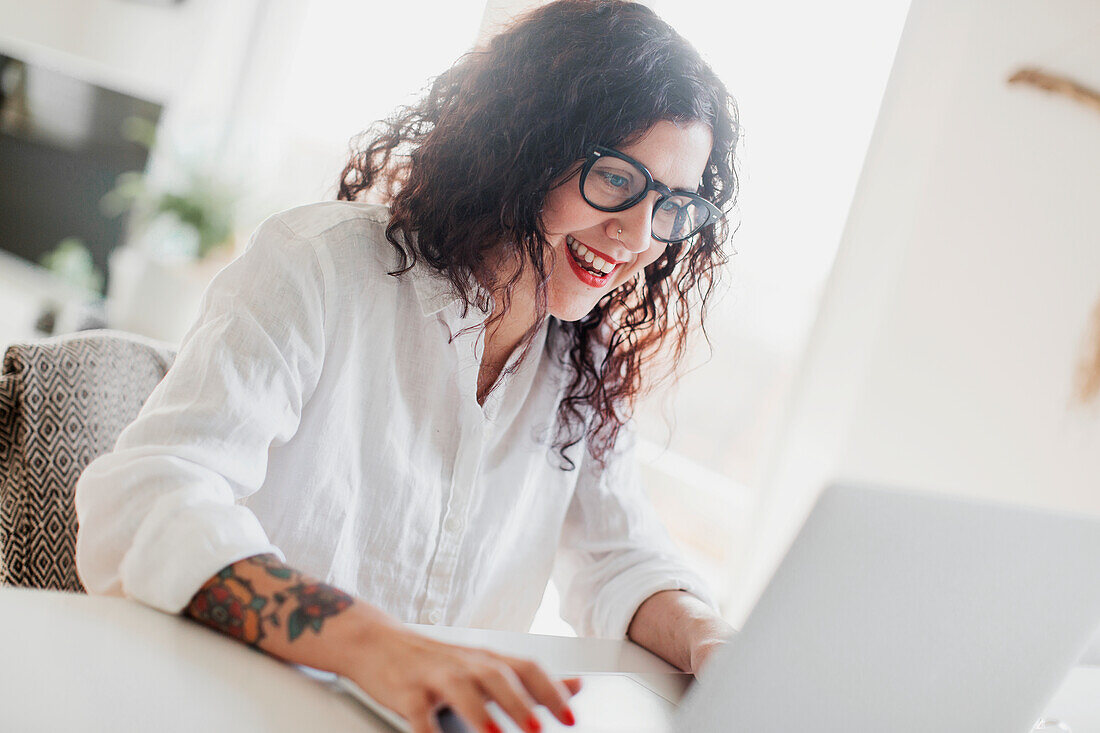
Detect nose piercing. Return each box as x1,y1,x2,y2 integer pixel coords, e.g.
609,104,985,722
616,227,623,242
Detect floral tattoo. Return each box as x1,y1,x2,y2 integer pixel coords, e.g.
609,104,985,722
187,554,354,646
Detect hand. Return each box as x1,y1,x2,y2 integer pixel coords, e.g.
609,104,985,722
345,624,582,733
686,617,736,678
688,636,729,678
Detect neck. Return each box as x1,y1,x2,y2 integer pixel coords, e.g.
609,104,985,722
476,284,542,406
483,286,541,370
477,247,545,369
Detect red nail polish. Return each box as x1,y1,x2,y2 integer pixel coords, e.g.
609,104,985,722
526,713,542,732
485,720,503,733
562,706,576,726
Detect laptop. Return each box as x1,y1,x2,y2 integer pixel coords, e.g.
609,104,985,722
333,482,1100,732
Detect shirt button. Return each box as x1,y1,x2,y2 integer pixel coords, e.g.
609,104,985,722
445,515,463,533
428,609,443,624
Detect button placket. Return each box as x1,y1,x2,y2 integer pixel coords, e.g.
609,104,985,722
421,320,488,625
429,417,485,619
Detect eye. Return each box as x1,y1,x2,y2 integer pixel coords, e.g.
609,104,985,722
600,171,630,188
655,199,683,217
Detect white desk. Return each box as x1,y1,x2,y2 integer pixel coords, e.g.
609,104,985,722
0,588,1096,731
0,588,687,731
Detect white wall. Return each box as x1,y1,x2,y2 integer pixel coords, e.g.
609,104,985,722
0,0,249,104
740,0,1100,616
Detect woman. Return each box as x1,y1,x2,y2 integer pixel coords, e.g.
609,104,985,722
75,1,739,732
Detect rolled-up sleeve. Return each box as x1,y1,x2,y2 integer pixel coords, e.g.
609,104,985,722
551,420,721,639
75,214,329,614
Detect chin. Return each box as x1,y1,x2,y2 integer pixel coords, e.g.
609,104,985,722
547,284,606,321
547,302,593,323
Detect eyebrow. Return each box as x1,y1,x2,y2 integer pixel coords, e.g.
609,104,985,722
655,159,703,192
668,178,702,193
653,169,702,193
609,146,702,193
647,172,698,193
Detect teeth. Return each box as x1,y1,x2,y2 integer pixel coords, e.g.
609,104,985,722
566,235,617,277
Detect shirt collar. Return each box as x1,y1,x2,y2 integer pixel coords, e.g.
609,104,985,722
410,258,460,317
409,256,495,320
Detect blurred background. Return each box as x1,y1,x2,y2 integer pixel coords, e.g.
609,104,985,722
26,0,1094,637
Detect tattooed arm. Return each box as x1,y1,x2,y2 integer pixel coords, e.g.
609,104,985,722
185,554,402,675
185,555,583,733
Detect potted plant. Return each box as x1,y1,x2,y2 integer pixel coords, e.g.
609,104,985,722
101,116,239,343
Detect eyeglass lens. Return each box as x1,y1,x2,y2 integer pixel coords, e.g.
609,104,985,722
583,156,710,242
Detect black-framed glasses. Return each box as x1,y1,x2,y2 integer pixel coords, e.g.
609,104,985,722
578,145,723,244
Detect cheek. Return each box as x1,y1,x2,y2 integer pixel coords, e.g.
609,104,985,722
541,186,568,223
542,184,597,234
612,245,667,288
635,243,668,272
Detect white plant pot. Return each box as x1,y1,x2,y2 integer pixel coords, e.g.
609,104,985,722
107,244,231,345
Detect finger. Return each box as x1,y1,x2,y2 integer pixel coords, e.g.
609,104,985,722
475,663,541,733
504,657,575,726
438,675,499,733
404,691,444,733
409,713,443,733
561,677,584,696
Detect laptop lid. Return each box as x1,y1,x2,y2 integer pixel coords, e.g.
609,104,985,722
675,483,1100,732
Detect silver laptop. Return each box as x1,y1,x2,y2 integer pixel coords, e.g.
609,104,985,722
336,482,1100,732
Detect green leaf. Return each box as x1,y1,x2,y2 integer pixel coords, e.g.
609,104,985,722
120,115,157,149
288,610,304,641
38,238,104,293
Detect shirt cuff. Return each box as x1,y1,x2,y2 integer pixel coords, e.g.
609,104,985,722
119,489,284,614
594,562,722,641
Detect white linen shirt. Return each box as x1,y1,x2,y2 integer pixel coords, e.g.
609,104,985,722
74,201,719,638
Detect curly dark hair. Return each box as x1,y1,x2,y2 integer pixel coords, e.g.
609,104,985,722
338,0,739,469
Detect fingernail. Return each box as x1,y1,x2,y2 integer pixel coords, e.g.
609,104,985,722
526,713,542,732
561,706,576,726
485,721,503,733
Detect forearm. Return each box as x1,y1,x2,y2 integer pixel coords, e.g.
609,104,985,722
185,553,401,677
626,589,735,674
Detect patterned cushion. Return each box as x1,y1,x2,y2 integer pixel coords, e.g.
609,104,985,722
0,330,176,591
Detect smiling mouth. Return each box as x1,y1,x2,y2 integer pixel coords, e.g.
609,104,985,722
566,234,619,277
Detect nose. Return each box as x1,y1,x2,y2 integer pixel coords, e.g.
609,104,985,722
606,193,659,255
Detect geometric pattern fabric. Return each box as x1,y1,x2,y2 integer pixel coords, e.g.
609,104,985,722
0,330,176,591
